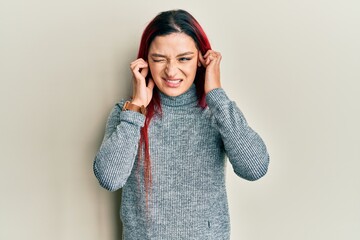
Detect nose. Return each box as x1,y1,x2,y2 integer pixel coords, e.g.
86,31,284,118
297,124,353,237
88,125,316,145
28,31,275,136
165,61,178,78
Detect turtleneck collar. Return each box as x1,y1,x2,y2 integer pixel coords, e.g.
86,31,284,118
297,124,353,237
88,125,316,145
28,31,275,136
158,84,199,107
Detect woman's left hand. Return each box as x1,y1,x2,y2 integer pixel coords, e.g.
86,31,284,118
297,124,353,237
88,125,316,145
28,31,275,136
199,50,222,94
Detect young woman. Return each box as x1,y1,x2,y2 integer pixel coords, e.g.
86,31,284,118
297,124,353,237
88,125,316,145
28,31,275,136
94,9,269,240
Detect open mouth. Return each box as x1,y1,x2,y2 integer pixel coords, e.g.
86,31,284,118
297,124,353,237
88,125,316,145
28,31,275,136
164,78,183,87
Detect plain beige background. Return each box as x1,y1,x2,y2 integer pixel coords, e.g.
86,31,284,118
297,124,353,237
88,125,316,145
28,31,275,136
1,0,359,239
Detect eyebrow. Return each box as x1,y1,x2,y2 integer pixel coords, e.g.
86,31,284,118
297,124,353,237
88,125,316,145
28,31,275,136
150,51,195,58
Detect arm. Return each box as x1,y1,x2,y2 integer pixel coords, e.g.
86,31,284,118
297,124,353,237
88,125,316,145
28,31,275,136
94,57,154,191
93,101,145,191
206,88,269,181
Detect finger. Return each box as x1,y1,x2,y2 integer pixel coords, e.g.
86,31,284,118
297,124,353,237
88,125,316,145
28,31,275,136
203,50,213,58
203,50,220,66
213,52,222,65
198,51,206,67
140,65,148,78
209,54,221,67
205,55,213,65
130,58,145,67
131,61,148,82
130,58,146,65
204,51,215,65
206,51,221,66
130,59,147,70
130,61,148,71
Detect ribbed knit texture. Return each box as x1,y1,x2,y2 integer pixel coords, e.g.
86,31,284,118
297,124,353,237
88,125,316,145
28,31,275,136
93,84,269,240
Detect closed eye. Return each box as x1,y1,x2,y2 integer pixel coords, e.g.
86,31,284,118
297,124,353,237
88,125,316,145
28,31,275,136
152,58,166,63
179,57,192,62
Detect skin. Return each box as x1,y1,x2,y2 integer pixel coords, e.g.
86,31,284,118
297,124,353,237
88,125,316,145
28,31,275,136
130,32,222,107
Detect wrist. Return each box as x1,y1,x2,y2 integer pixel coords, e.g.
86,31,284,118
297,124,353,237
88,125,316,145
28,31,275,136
205,85,221,95
131,99,146,107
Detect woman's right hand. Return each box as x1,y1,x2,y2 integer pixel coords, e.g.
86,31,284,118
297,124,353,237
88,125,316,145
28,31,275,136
130,58,155,107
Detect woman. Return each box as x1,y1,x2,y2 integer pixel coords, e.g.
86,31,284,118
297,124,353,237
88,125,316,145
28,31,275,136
94,9,269,240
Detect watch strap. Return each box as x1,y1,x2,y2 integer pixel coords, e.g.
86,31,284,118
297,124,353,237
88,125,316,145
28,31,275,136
122,101,147,115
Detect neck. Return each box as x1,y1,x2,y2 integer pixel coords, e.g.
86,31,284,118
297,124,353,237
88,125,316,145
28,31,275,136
158,84,199,107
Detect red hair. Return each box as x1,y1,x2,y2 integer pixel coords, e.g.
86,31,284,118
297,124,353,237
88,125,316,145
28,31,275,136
136,9,212,207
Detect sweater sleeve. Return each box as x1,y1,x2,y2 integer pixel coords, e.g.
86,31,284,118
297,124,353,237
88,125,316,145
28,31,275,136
206,88,269,181
93,100,145,191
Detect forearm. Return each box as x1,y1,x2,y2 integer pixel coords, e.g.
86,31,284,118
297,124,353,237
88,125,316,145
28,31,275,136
93,103,145,191
206,88,269,181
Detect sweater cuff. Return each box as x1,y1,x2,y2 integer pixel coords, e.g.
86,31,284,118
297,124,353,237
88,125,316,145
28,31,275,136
205,88,232,109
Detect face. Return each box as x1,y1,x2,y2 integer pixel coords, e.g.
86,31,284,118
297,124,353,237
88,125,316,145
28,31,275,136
148,33,199,97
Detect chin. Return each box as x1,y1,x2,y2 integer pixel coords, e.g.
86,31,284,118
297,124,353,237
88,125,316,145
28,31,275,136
155,79,194,97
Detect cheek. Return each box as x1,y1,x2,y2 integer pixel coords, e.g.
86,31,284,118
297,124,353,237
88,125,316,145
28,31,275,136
185,62,198,77
149,64,163,78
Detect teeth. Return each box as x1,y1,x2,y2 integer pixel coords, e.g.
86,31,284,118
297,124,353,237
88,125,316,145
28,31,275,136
166,79,181,83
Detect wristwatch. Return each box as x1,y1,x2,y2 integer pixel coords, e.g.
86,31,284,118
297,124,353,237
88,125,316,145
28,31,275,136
122,101,147,115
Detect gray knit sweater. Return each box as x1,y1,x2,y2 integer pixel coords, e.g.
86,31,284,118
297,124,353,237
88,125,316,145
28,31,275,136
93,85,269,240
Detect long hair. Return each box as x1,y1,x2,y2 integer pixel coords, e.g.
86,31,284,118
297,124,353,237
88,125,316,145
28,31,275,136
136,9,212,207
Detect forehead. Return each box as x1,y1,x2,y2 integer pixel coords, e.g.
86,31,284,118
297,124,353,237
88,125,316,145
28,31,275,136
149,33,197,55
